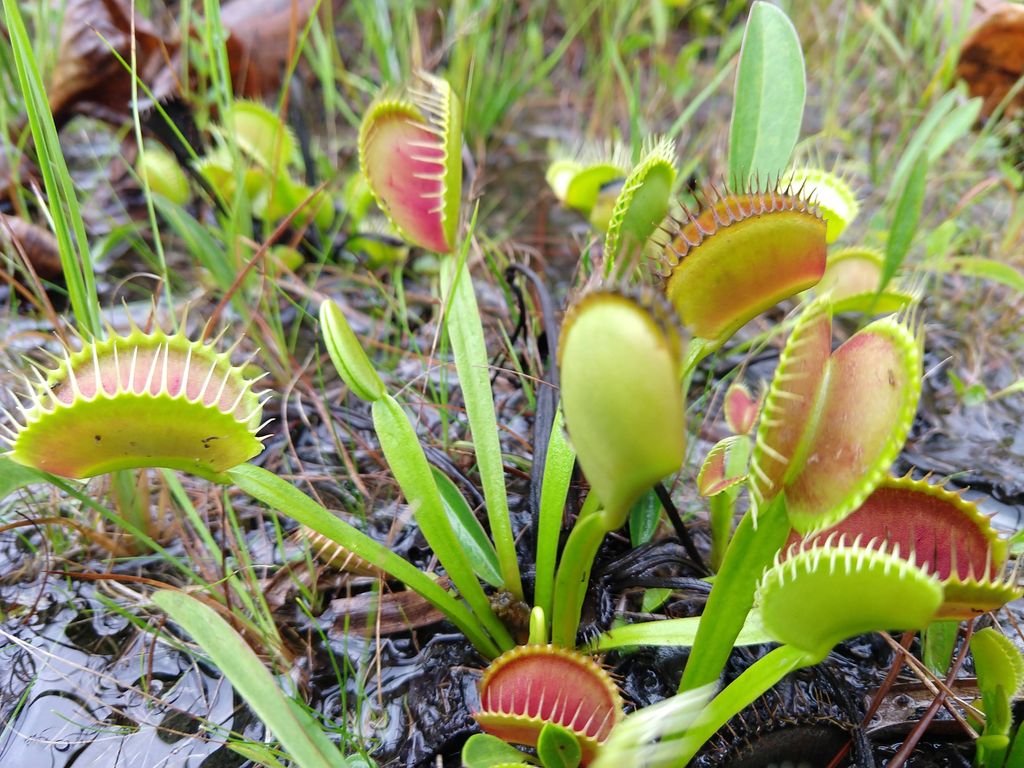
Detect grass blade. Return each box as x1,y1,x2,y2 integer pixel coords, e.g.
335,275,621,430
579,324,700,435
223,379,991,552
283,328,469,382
152,590,347,768
927,256,1024,295
884,89,955,205
3,0,101,336
880,153,928,290
728,1,806,188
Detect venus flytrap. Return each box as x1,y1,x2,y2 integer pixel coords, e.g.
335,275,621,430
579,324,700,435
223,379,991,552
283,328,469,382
696,382,759,571
359,73,523,601
550,288,687,647
668,474,1023,765
971,628,1024,767
782,167,859,244
601,137,676,279
0,314,517,661
197,99,334,233
473,643,624,765
817,245,916,315
679,296,924,693
3,318,267,481
696,433,750,571
659,184,828,368
445,287,692,766
545,141,631,225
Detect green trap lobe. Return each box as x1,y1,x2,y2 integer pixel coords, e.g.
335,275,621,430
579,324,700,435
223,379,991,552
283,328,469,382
785,323,920,532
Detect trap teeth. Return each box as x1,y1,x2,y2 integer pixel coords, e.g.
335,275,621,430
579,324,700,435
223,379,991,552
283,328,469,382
474,644,624,766
5,324,266,479
660,183,827,346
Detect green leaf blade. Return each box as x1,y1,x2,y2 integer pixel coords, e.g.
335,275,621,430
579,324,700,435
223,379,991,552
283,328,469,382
880,153,928,291
430,467,503,587
152,590,347,768
227,464,503,658
728,1,806,187
440,252,523,600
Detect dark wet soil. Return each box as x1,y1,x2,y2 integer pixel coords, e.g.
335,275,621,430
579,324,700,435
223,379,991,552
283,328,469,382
0,540,264,767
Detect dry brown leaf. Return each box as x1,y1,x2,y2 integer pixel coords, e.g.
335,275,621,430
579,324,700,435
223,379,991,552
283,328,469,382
46,0,332,128
0,213,62,281
220,0,321,98
957,2,1024,118
328,584,450,636
48,0,177,129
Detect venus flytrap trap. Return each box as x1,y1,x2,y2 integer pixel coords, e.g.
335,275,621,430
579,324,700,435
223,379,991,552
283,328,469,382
197,99,334,233
359,71,523,601
748,302,924,532
789,476,1021,619
782,167,859,244
816,245,917,315
659,183,827,364
696,381,759,571
600,137,676,279
2,318,268,480
545,141,631,227
359,73,461,255
679,295,924,693
971,627,1024,767
550,287,686,648
696,432,750,572
472,643,624,765
137,142,191,206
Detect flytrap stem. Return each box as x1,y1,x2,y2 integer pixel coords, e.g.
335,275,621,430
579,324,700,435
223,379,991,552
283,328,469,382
228,464,507,658
549,496,624,648
674,643,819,762
533,406,575,638
679,493,790,691
439,242,523,601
